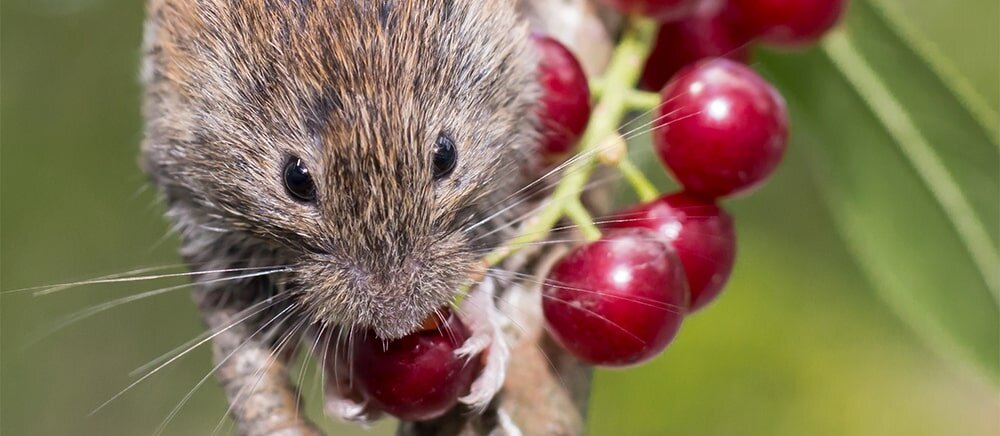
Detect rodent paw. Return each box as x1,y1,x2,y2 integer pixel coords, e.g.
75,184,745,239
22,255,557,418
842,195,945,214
456,279,510,411
323,395,382,425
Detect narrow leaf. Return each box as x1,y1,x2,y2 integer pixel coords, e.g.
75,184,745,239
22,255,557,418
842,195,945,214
757,0,999,381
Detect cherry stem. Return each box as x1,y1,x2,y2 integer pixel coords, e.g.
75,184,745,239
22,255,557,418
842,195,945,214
590,79,605,100
617,156,659,202
564,199,601,241
482,17,658,268
625,89,662,111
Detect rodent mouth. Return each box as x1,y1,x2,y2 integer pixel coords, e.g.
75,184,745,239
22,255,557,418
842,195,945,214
294,235,478,340
296,267,462,341
356,299,452,340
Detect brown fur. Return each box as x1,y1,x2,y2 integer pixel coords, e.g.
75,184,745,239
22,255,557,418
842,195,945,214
142,0,540,339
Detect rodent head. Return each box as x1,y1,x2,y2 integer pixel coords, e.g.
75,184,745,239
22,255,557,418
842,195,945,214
142,0,538,338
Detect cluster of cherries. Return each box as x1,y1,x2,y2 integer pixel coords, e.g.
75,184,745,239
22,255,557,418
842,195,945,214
347,0,845,422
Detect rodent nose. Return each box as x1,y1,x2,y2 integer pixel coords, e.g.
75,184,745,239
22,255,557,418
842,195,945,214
344,256,422,290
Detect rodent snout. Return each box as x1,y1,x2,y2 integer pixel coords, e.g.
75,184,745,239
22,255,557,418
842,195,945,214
296,248,472,340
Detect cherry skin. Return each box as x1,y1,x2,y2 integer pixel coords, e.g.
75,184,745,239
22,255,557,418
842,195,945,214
729,0,846,46
640,1,751,91
532,33,592,161
350,309,477,421
607,192,735,311
599,0,701,21
654,58,788,198
542,228,688,367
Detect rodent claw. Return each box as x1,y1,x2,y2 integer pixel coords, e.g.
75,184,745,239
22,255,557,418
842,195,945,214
456,278,510,410
454,334,490,360
323,396,375,423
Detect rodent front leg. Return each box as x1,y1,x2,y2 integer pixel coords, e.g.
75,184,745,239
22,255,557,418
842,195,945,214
193,287,320,436
456,277,511,411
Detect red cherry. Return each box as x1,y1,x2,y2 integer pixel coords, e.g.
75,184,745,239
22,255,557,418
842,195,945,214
607,192,735,310
653,58,788,198
598,0,701,21
640,1,751,91
350,309,477,421
533,33,592,160
730,0,846,46
542,228,688,367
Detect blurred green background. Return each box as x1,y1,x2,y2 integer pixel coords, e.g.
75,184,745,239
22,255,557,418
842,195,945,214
2,0,997,435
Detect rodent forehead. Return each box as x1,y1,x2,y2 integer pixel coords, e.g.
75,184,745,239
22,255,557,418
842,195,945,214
164,0,531,129
278,1,536,237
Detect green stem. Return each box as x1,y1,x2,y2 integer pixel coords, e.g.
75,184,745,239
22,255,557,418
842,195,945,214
625,89,662,111
617,156,659,202
589,79,604,100
484,17,658,267
565,200,602,241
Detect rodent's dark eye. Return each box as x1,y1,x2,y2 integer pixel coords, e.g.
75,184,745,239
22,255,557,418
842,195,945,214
432,133,458,180
283,157,316,202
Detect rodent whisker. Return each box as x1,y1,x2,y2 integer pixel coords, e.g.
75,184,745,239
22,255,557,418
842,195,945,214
481,213,731,255
212,309,310,436
522,139,612,192
470,137,614,228
152,297,301,436
38,267,294,343
506,217,736,263
469,104,710,246
618,105,685,141
2,264,185,295
544,294,648,345
473,207,653,247
130,291,297,378
616,85,696,137
467,154,572,210
347,328,358,392
292,322,325,419
467,106,708,247
464,169,620,238
622,109,706,143
474,228,730,257
145,228,178,255
303,322,331,414
494,269,685,312
470,238,611,254
486,272,648,345
129,181,152,201
332,325,348,401
434,310,457,345
90,295,298,419
5,264,292,297
468,174,624,244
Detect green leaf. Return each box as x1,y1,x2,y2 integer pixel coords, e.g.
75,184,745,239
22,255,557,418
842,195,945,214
866,0,999,145
758,0,999,381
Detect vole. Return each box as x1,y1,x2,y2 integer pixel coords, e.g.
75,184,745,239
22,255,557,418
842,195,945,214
141,0,543,428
